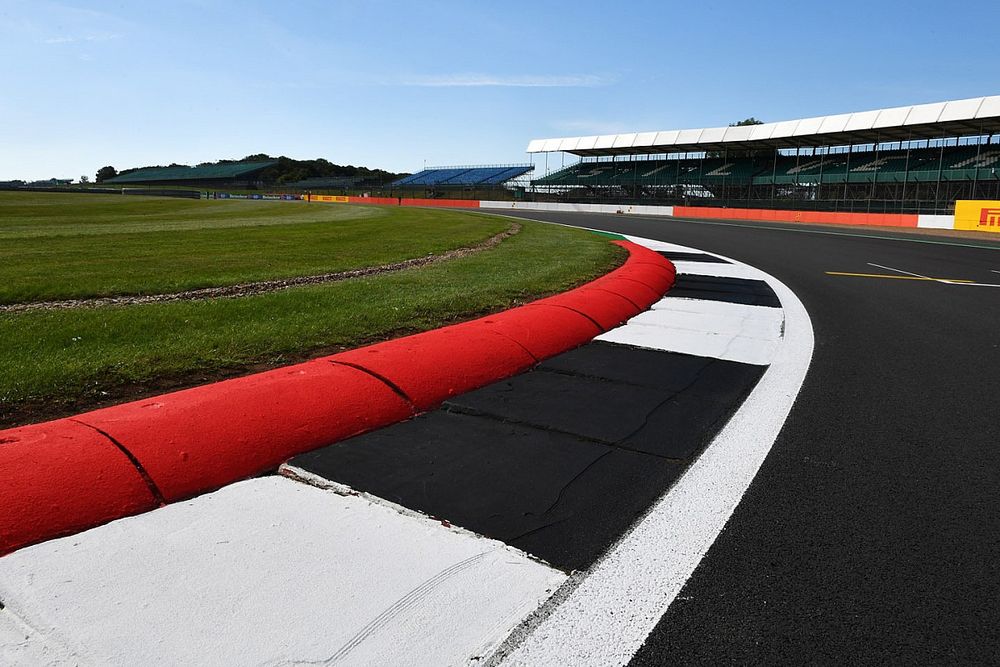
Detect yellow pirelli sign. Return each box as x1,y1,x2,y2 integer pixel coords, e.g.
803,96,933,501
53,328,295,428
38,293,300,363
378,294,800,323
955,200,1000,233
308,195,349,203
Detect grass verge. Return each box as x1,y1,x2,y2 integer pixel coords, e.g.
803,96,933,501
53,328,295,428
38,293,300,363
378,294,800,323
1,216,624,425
0,193,508,302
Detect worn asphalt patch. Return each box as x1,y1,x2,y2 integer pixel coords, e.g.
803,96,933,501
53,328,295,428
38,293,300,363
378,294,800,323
287,342,763,572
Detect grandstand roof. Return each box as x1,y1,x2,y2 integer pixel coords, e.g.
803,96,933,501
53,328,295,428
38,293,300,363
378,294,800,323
527,96,1000,157
107,161,277,184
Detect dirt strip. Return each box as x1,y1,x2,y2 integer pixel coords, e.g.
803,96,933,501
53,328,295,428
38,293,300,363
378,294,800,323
3,223,521,313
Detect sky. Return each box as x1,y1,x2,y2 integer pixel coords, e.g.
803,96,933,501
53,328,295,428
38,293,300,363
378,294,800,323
2,0,999,181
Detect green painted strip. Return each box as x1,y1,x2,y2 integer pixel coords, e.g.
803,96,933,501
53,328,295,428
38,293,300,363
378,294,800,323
590,230,627,240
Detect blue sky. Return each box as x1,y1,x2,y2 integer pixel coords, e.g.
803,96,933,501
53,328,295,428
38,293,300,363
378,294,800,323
2,0,999,181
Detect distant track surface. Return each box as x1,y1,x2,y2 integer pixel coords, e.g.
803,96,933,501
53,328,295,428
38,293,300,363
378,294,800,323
498,210,1000,664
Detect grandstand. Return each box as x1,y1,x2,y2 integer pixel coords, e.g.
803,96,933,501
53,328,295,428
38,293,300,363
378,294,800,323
279,176,358,190
528,96,1000,214
106,161,277,188
393,164,533,188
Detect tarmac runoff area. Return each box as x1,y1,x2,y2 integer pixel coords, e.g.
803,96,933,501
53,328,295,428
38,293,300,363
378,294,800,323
0,235,811,666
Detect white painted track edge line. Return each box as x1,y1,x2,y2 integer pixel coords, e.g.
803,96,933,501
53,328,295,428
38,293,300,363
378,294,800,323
863,262,1000,287
867,261,931,280
491,237,815,667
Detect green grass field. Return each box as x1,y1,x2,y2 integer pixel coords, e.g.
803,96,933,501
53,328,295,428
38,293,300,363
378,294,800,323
0,193,511,302
0,193,624,423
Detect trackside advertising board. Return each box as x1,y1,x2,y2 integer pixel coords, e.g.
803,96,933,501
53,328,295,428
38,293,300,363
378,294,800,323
955,200,1000,233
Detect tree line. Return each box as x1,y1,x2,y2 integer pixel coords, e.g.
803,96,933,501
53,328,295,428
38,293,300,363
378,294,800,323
96,155,409,185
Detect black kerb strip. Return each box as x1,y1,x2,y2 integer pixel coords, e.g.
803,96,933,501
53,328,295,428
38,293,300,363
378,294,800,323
288,342,764,572
657,251,731,264
666,274,781,307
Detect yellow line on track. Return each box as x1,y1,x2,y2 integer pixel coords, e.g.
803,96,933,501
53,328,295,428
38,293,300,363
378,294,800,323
825,271,976,283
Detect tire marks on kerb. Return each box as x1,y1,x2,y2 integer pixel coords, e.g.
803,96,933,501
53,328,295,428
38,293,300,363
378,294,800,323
326,552,488,664
493,236,815,666
0,477,565,666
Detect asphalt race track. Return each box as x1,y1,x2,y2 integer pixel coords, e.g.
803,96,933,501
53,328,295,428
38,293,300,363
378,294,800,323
5,210,1000,665
499,211,1000,664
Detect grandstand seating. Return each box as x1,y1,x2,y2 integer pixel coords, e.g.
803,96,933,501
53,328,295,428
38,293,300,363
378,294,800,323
392,165,533,187
280,176,357,189
107,161,277,184
444,168,504,184
534,146,1000,188
482,166,535,185
394,168,469,186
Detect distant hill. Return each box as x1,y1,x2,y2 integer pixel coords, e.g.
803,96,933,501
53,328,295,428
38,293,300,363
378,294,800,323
117,154,408,187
